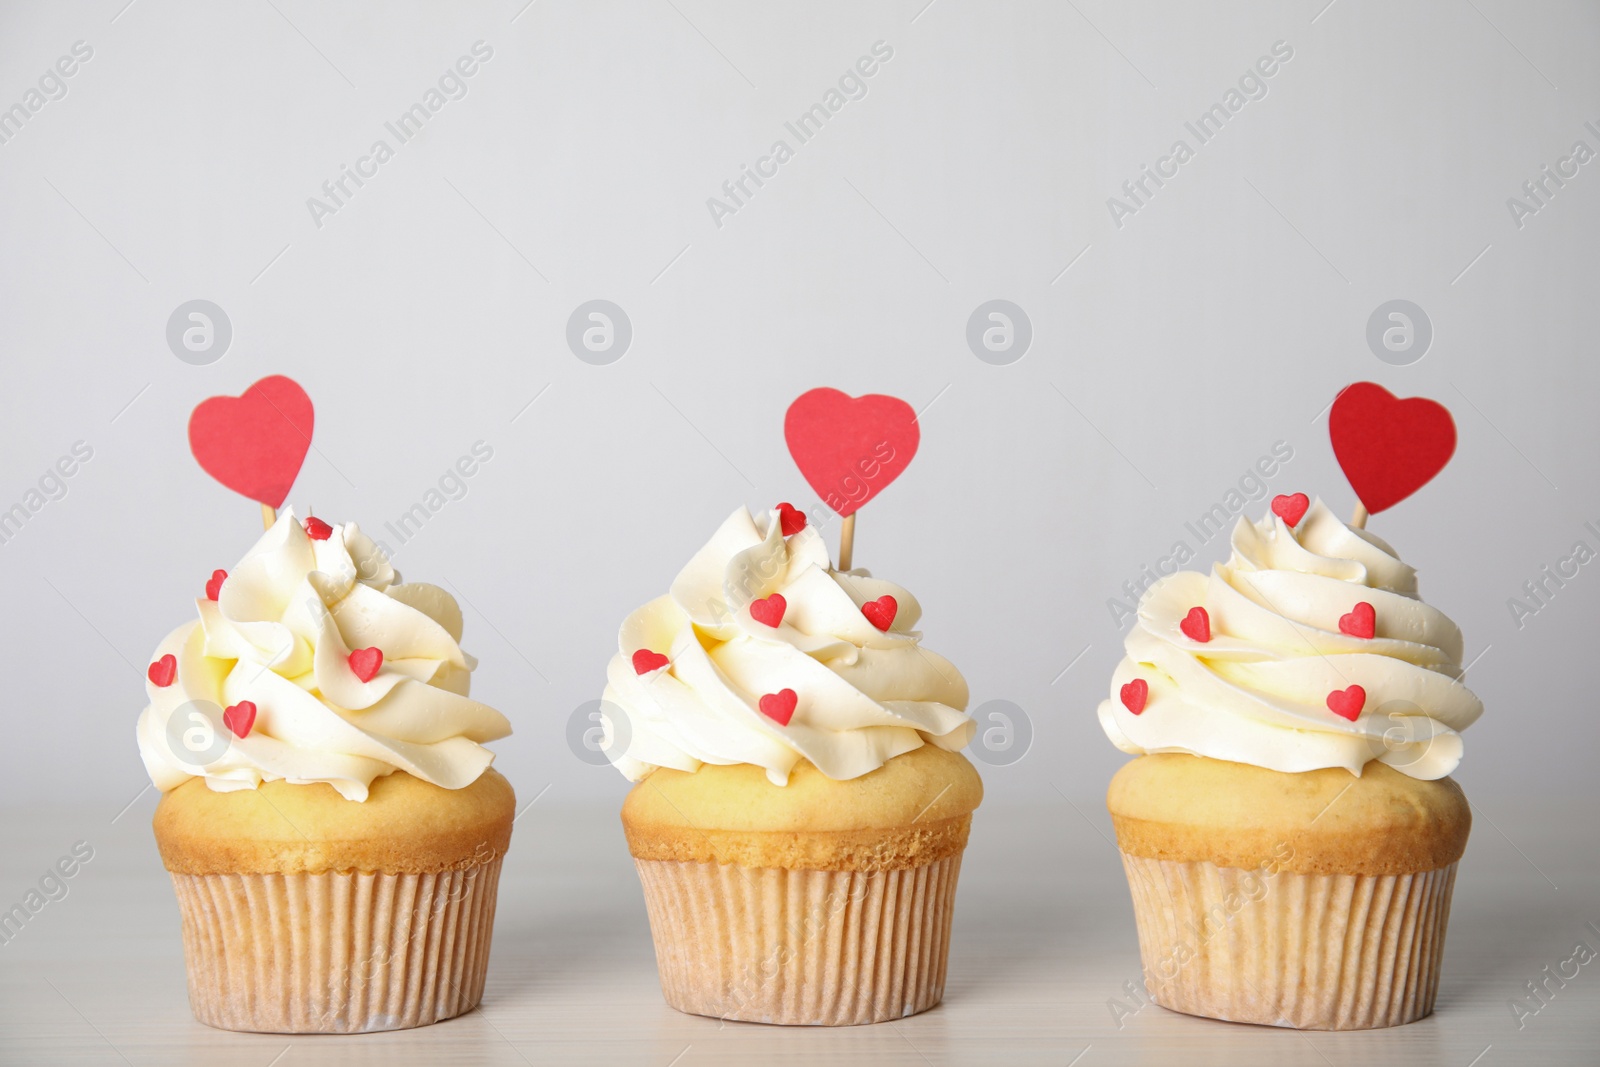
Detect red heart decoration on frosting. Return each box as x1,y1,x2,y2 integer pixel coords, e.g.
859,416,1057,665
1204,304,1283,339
304,516,333,541
1120,679,1148,715
1329,382,1456,514
348,647,383,682
1271,493,1310,527
1326,685,1366,721
147,654,177,688
758,689,797,726
861,595,898,632
784,388,919,518
1179,606,1211,643
776,502,807,537
205,569,227,601
632,649,670,674
187,375,315,508
1339,602,1376,640
223,700,257,738
749,593,787,628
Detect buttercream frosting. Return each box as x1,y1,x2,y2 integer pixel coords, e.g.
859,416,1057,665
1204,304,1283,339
137,509,510,801
1099,499,1481,780
602,506,974,786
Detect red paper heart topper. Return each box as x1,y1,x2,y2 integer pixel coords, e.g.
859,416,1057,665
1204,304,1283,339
784,389,919,518
188,376,314,508
1329,382,1455,515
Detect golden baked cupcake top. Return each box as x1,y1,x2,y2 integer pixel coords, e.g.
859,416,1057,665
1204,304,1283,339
137,510,510,802
624,746,979,870
601,504,974,787
1100,497,1482,780
154,768,515,875
1107,754,1469,875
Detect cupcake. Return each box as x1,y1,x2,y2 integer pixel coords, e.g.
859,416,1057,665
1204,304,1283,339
137,510,514,1033
601,504,981,1025
1099,497,1482,1030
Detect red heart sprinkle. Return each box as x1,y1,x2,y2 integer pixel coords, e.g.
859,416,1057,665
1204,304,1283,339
205,569,227,601
1180,606,1211,643
1339,602,1376,640
750,593,787,628
223,700,257,738
1120,679,1148,715
862,595,898,632
758,689,797,726
632,649,670,674
1271,493,1310,527
304,516,334,541
1326,685,1366,721
147,654,177,688
776,502,807,537
348,647,383,682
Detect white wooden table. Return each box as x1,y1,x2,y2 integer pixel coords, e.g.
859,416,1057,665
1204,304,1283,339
3,795,1595,1066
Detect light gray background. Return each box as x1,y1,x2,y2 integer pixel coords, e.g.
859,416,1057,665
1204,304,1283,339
3,0,1593,812
3,2,1599,1063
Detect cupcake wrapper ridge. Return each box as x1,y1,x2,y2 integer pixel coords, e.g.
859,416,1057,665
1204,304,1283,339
634,853,964,1026
1120,852,1457,1030
170,856,503,1033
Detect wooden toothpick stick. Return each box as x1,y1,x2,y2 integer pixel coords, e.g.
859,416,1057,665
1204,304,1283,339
261,503,276,530
838,513,856,571
1350,503,1368,530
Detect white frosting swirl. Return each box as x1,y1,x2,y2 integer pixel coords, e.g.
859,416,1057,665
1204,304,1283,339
603,506,974,786
1099,498,1482,780
137,509,511,801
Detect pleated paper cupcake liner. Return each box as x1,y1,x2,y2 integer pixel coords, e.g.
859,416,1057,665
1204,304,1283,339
634,853,964,1025
170,856,503,1033
1120,853,1457,1030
